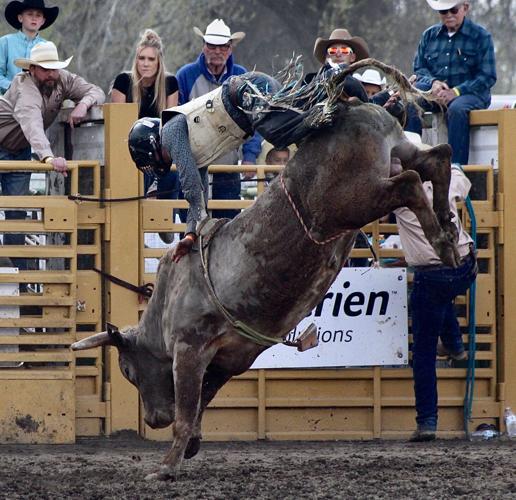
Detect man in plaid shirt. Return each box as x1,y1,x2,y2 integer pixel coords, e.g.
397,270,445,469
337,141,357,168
406,0,496,165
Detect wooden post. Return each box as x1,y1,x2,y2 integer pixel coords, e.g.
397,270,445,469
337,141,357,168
496,109,516,413
103,103,140,432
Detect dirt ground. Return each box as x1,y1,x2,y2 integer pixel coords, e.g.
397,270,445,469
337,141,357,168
0,434,515,500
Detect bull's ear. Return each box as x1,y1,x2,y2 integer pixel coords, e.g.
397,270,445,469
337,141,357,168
71,331,114,351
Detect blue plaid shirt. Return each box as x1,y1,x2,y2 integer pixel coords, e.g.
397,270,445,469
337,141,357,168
413,17,496,106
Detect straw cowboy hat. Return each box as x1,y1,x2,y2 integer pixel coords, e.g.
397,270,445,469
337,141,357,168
15,41,72,70
353,69,386,87
193,19,245,46
256,141,297,165
426,0,463,10
5,0,59,30
313,28,369,65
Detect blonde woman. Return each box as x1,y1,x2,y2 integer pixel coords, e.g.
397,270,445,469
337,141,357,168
112,29,178,194
112,29,177,117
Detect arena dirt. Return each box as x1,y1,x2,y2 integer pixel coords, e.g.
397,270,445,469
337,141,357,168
0,434,514,499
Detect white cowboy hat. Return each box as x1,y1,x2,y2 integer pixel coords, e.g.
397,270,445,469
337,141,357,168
426,0,463,10
15,41,72,70
353,69,386,87
193,19,245,46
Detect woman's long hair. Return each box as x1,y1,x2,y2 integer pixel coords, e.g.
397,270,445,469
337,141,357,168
131,29,167,115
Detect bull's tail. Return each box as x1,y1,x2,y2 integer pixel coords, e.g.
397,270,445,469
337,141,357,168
327,57,440,109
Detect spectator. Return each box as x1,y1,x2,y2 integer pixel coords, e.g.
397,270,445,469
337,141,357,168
312,30,405,122
308,28,369,102
394,163,477,442
256,141,295,184
0,0,58,94
353,68,386,99
111,29,178,195
175,18,262,219
0,41,105,267
405,0,496,166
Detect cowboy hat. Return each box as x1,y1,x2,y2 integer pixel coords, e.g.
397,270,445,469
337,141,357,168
426,0,463,10
5,0,59,30
15,41,72,70
193,19,245,46
353,69,386,87
313,28,369,65
256,141,297,165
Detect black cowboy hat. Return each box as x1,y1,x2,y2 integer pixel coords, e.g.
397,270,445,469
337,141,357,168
5,0,59,31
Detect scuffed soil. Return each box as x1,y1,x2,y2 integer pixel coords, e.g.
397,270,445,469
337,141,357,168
0,435,515,499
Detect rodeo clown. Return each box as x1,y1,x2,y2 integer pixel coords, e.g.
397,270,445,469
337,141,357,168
128,67,371,262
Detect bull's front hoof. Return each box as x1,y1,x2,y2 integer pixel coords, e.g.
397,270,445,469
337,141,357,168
184,437,201,459
145,466,176,482
438,242,460,268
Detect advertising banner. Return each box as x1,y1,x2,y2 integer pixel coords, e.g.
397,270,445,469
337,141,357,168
251,267,408,369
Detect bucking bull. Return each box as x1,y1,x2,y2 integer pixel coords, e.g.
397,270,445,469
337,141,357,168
72,60,459,481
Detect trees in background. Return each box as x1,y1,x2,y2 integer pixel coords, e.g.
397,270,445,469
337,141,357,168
0,0,514,93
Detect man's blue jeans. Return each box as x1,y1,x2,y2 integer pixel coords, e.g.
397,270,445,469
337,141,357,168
0,146,32,269
404,93,488,165
410,250,477,430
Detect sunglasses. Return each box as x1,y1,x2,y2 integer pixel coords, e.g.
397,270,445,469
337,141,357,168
438,5,462,14
327,46,354,56
205,42,231,51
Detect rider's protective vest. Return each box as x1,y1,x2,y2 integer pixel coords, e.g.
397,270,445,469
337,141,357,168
161,87,249,168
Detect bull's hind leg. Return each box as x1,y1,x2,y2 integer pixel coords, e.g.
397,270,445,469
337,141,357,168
392,141,457,241
381,170,459,267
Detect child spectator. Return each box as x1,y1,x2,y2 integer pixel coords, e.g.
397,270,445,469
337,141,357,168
0,0,58,94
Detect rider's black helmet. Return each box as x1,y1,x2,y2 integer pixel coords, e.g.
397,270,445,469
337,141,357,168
128,117,169,177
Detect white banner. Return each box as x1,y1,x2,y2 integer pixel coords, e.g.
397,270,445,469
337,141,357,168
251,267,408,369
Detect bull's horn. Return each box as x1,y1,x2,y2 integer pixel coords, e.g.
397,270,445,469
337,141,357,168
71,331,113,351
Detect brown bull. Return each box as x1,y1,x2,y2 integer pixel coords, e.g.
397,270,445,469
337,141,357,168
72,99,458,481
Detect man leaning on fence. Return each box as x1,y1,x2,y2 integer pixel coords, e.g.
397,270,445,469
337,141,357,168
0,41,105,265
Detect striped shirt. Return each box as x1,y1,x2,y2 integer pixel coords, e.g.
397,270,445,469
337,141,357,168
413,17,496,106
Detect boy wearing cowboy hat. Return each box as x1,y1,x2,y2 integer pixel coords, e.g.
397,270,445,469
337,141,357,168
405,0,496,166
0,0,59,93
176,19,261,220
0,41,104,261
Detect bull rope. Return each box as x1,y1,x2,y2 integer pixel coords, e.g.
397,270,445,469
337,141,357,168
279,173,350,245
199,232,302,349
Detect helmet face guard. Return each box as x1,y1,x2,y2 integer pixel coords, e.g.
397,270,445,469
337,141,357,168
128,118,170,177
